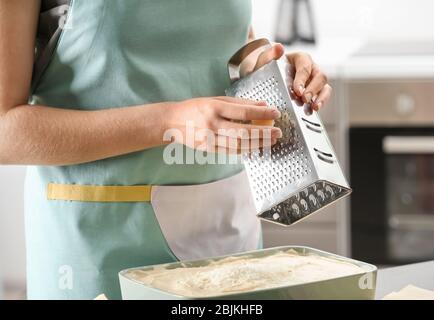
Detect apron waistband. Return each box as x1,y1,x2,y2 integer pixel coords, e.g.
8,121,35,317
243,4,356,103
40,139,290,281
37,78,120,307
47,183,152,202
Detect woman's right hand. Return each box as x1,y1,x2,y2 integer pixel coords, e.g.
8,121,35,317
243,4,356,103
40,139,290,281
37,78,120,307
164,97,282,154
0,1,281,165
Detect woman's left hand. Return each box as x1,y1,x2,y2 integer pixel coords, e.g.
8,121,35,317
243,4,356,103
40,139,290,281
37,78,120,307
252,43,332,112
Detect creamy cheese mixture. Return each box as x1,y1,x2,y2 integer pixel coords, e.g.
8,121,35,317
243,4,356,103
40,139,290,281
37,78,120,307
127,250,365,297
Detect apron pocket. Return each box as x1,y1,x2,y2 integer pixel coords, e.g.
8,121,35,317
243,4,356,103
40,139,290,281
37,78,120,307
151,170,261,261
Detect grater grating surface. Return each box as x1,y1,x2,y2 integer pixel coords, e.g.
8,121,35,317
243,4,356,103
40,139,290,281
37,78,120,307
225,39,351,226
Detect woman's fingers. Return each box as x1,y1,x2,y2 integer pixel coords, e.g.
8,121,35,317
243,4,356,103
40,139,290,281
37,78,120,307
214,96,267,106
312,84,332,111
206,136,278,154
216,135,277,151
216,120,282,140
287,52,313,97
302,64,328,104
195,134,278,155
239,43,284,77
286,52,332,110
252,43,285,72
217,102,281,122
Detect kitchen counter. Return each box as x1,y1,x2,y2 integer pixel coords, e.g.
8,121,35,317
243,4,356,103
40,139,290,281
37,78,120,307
285,37,434,79
284,37,362,79
375,260,434,299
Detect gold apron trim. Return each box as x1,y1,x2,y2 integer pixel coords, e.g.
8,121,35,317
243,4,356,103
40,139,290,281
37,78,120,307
47,183,152,202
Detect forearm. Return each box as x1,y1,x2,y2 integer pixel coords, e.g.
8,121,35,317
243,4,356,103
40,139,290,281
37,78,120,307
0,103,172,166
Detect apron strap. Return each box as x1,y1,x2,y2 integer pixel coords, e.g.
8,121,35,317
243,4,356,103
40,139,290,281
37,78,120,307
47,183,152,202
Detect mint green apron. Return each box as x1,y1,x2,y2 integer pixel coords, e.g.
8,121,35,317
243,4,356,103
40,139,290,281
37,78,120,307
26,0,259,300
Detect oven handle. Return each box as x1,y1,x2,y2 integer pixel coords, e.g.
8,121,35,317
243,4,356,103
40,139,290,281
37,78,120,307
383,136,434,154
389,214,434,231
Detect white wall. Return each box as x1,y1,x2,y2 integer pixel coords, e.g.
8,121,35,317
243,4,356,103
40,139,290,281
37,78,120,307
252,0,434,42
0,166,26,286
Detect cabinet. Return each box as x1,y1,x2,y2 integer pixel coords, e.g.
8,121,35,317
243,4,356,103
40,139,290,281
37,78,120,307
348,79,434,126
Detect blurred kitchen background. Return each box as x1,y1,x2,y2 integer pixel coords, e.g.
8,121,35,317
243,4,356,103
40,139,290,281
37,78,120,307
1,0,434,299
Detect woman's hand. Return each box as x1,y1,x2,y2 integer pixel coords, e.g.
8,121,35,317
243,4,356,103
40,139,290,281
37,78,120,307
251,43,332,112
164,97,282,154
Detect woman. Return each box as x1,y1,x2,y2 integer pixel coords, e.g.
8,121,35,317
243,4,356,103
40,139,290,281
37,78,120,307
0,0,331,299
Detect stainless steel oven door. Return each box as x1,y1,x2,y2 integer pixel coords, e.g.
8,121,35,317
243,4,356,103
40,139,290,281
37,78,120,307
350,127,434,265
383,136,434,262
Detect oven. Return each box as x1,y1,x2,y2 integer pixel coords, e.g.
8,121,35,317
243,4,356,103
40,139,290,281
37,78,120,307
350,127,434,264
348,79,434,265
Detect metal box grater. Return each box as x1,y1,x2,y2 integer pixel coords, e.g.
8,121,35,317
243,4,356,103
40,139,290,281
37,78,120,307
225,39,352,226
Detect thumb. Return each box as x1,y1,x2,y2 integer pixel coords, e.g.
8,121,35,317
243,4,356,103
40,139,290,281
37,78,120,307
253,43,285,72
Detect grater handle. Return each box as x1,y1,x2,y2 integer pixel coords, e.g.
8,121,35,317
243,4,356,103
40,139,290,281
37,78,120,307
228,38,272,84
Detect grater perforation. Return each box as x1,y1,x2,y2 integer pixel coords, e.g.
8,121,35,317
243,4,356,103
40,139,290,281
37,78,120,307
226,39,351,226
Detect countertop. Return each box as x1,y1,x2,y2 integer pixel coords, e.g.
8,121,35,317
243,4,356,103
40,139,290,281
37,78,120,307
285,37,434,79
375,260,434,299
